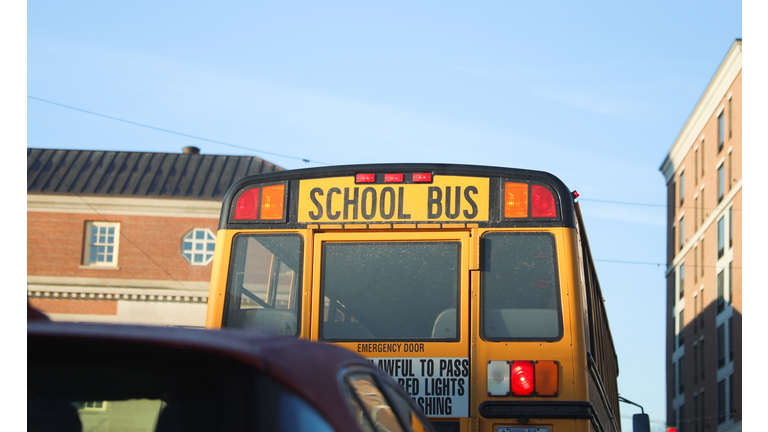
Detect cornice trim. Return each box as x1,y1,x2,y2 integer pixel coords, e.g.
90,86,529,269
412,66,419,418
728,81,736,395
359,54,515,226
27,194,221,218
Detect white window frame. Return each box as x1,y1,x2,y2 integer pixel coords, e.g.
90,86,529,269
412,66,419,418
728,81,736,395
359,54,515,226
181,228,216,266
83,221,121,268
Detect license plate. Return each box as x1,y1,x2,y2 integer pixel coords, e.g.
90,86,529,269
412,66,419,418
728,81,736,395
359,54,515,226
496,428,549,432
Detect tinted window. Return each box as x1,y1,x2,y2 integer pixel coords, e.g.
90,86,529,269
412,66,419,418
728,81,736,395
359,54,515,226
481,232,562,341
28,340,334,432
321,242,460,341
224,234,303,336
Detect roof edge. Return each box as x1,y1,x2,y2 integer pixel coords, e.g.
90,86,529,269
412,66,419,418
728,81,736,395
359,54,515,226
659,39,742,182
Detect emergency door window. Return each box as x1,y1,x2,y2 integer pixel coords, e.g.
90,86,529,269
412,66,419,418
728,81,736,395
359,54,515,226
321,242,460,341
481,232,563,341
223,234,303,336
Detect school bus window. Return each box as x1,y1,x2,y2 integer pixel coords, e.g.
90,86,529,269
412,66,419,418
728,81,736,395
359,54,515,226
320,242,460,341
223,234,303,336
480,232,562,341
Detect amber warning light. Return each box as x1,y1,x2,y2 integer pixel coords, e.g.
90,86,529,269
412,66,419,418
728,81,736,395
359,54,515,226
233,184,285,221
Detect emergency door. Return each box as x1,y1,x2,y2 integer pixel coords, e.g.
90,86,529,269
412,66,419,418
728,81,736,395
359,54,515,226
311,230,471,419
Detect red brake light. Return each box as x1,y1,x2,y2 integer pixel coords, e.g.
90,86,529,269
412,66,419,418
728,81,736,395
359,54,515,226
233,188,260,220
356,174,376,183
384,174,404,183
413,173,432,183
532,185,556,218
510,361,534,396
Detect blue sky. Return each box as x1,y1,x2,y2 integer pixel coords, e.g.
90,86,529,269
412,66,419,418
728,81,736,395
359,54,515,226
19,1,749,430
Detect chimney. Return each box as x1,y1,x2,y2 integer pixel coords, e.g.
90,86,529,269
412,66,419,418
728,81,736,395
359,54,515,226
183,146,200,155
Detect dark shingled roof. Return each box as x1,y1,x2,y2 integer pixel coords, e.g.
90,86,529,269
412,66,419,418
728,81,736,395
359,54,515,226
27,148,284,200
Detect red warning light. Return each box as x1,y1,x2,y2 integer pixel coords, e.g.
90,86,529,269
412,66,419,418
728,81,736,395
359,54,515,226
413,173,432,183
510,361,535,396
356,173,376,183
384,174,404,183
233,188,260,220
532,185,557,218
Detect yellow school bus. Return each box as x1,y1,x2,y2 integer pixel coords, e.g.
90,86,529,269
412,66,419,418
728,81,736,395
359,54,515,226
206,164,621,432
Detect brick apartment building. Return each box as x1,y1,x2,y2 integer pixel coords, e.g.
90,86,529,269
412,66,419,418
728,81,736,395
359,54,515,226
27,146,282,327
659,40,741,432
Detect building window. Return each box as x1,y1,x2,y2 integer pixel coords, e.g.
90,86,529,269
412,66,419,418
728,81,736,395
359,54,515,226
680,171,685,204
74,401,107,411
717,379,726,424
717,271,725,314
678,355,685,395
729,315,733,362
83,222,120,267
728,98,732,139
718,111,724,153
679,403,685,432
693,293,698,333
700,238,705,279
728,151,732,190
717,217,725,259
678,309,684,348
700,340,705,379
718,165,724,203
694,246,698,283
701,140,705,177
729,374,734,419
695,150,699,186
694,197,698,232
729,261,733,306
729,207,733,248
694,394,699,432
679,264,685,300
717,324,725,368
680,217,685,251
181,228,216,265
693,343,698,383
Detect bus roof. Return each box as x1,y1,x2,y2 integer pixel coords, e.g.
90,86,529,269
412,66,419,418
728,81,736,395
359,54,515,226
219,163,576,230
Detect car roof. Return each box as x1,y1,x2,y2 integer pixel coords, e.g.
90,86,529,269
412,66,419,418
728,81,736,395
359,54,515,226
28,321,383,432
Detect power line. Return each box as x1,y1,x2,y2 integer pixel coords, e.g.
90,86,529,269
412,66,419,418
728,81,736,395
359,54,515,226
579,197,740,212
28,95,331,166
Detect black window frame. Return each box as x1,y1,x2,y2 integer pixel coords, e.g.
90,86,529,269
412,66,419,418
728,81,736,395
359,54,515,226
479,231,564,342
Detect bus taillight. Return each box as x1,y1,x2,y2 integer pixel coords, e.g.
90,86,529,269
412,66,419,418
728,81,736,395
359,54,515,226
504,182,528,218
233,184,285,221
487,360,559,397
260,185,285,220
510,361,534,396
532,185,556,218
233,188,260,220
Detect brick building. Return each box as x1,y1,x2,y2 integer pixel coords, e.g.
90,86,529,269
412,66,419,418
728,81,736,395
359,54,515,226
27,146,282,327
659,40,741,432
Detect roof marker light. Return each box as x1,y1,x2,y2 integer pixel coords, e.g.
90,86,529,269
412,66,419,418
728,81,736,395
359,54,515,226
356,174,376,183
413,173,432,183
384,174,404,183
532,185,557,218
233,188,260,220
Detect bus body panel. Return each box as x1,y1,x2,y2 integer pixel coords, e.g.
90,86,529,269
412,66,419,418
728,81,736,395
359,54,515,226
205,165,622,432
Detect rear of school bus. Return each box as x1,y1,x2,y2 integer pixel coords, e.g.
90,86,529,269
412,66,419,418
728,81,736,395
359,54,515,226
206,164,621,432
